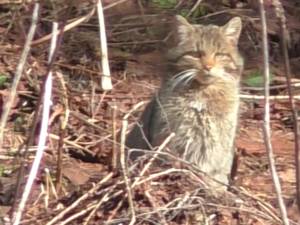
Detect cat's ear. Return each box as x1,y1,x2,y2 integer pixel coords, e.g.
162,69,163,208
222,17,242,45
174,15,194,41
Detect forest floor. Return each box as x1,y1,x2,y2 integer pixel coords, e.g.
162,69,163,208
0,0,300,224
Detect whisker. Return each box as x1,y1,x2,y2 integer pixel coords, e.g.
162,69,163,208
174,72,194,83
170,69,198,90
171,69,197,80
171,70,190,80
183,73,197,86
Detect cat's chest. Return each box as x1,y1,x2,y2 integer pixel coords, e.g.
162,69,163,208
161,91,213,116
160,93,211,125
159,85,238,122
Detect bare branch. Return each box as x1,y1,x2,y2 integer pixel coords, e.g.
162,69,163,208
119,102,146,225
258,0,290,224
12,20,56,225
0,3,39,148
272,0,300,211
97,0,113,90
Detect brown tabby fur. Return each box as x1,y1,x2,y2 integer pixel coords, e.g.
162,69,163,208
126,15,244,188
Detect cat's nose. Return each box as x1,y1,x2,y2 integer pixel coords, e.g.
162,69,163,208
203,64,213,71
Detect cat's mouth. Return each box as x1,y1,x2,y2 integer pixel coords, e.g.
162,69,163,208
171,68,219,89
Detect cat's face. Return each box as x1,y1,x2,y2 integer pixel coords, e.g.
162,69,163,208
169,16,243,87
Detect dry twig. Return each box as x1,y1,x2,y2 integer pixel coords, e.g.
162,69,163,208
242,82,300,91
55,71,70,193
111,101,118,168
271,0,300,211
132,132,176,187
240,94,300,101
145,190,168,225
258,1,290,224
46,172,113,225
119,102,146,225
59,204,97,225
97,0,113,90
187,0,203,17
31,0,131,46
13,20,56,225
0,3,39,148
83,192,111,225
13,8,66,215
31,8,95,46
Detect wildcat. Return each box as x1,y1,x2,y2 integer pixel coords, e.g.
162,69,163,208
126,15,243,188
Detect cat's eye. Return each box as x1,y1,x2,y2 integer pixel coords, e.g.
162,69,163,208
215,53,231,60
185,50,205,58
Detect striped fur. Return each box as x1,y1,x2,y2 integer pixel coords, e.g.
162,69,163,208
126,16,243,188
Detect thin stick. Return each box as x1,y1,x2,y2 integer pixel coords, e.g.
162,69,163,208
31,8,95,46
186,0,203,17
111,101,118,168
12,21,56,225
83,192,111,225
106,198,125,222
103,0,130,10
109,102,147,223
134,168,200,187
46,172,113,225
145,190,168,225
258,1,290,224
59,204,97,225
97,0,112,90
44,168,58,200
12,8,67,216
272,0,300,211
55,72,70,193
132,132,176,188
31,0,130,46
240,94,300,101
242,82,300,91
119,103,146,225
0,3,39,148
